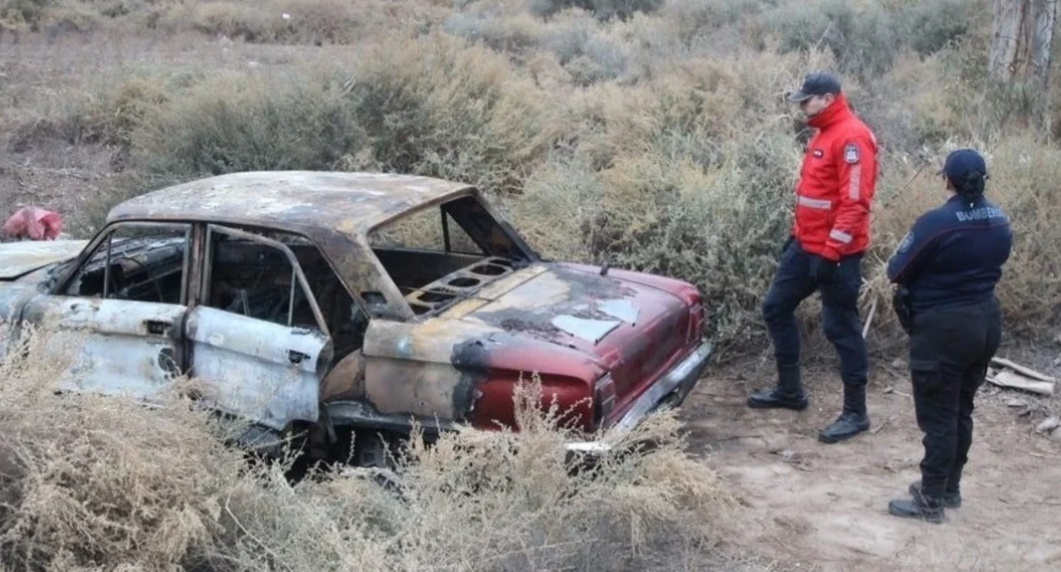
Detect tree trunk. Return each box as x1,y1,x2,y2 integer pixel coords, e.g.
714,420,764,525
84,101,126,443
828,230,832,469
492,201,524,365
989,0,1059,87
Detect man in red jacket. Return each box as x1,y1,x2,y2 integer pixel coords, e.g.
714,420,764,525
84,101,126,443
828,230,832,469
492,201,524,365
747,72,879,445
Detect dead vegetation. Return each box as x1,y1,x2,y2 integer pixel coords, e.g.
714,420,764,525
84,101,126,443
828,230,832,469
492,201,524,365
0,324,733,571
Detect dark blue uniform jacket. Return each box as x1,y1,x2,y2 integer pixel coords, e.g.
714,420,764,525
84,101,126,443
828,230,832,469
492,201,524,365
886,194,1013,313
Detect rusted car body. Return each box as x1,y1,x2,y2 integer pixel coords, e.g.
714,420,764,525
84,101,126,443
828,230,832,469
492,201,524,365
0,172,711,464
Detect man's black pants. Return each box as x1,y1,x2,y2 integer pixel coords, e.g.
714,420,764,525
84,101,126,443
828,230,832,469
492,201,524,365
762,240,868,395
908,298,1002,500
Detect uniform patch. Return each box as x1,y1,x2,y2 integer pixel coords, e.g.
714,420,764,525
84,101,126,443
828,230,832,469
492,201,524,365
813,149,824,158
897,231,914,253
844,143,860,164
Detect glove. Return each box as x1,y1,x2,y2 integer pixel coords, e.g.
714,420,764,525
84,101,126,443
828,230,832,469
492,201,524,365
813,256,839,283
780,235,795,257
892,285,913,334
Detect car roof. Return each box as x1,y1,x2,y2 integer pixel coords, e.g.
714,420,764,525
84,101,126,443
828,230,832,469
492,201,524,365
107,171,475,237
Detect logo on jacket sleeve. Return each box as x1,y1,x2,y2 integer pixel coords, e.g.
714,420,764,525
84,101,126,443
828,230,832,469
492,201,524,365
897,231,914,253
843,143,860,164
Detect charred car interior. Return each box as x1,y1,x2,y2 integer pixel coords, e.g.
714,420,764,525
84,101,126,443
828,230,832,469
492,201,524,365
60,224,190,305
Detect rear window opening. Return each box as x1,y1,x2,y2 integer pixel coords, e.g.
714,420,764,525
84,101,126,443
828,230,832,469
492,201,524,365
367,195,534,316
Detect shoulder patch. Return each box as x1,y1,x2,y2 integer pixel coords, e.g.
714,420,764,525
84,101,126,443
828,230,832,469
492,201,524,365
897,231,914,253
843,143,860,164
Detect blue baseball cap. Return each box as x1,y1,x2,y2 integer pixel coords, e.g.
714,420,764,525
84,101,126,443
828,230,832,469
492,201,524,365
787,72,842,102
937,148,988,180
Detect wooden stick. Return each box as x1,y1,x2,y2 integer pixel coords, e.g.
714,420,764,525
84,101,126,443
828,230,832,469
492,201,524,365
870,417,892,435
862,298,878,339
990,357,1056,383
987,371,1055,397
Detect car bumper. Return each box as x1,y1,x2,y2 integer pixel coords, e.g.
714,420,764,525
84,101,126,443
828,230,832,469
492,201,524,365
563,339,712,456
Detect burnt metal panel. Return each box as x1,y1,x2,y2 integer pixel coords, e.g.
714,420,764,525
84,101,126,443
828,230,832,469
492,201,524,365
185,306,330,430
0,240,88,280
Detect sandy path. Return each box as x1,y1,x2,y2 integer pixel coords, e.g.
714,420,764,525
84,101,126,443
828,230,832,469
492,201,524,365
680,358,1061,572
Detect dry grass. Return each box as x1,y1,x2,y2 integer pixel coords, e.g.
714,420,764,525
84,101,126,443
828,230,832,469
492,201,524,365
0,322,249,570
0,324,733,571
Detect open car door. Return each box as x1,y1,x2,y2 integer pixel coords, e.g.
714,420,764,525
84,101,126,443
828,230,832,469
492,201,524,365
186,225,332,432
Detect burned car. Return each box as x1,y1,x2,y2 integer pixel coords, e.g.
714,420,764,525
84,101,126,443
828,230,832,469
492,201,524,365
0,172,711,465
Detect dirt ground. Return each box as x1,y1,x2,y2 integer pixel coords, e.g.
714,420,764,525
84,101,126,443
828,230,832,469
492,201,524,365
680,352,1061,572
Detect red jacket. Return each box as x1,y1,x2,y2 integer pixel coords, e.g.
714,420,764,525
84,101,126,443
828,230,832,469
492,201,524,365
792,93,878,262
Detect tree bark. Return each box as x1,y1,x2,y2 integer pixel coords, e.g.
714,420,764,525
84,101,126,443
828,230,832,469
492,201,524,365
989,0,1059,87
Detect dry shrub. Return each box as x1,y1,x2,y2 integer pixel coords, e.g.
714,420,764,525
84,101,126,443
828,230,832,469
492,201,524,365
63,72,187,150
161,0,371,45
443,10,546,55
222,375,734,572
6,66,202,167
125,33,554,194
132,66,364,183
497,155,603,263
6,0,452,44
529,0,663,22
0,323,730,571
856,136,1061,346
445,6,630,85
0,322,250,571
59,32,554,228
340,32,556,194
0,0,52,32
658,0,764,53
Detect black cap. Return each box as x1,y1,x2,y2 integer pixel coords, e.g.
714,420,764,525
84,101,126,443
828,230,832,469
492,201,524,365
937,148,988,181
787,72,842,103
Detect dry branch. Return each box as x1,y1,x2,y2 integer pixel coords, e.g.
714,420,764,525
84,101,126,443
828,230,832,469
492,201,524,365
990,357,1056,382
987,370,1055,396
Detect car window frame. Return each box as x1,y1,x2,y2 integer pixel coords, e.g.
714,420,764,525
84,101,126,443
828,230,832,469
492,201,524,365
200,223,331,337
51,220,194,305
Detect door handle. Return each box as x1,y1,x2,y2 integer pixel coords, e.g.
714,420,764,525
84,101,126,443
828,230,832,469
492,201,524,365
144,320,168,335
288,350,309,365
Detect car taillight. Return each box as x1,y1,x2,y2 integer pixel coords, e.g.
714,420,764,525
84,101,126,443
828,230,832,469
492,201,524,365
687,302,704,341
592,374,616,429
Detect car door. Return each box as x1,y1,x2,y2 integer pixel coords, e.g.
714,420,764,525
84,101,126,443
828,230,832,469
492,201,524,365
186,224,332,432
18,221,192,400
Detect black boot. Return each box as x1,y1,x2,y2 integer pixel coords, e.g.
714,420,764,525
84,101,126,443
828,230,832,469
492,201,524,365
747,365,808,411
818,383,869,443
888,486,945,523
747,387,809,410
909,480,961,508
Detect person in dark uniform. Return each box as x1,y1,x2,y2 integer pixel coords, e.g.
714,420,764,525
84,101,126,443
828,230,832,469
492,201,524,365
885,148,1012,523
